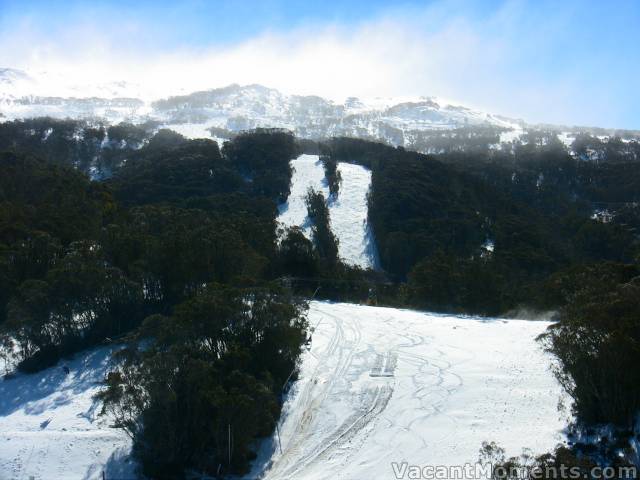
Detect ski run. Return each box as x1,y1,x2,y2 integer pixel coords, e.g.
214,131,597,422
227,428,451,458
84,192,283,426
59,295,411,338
277,154,378,269
1,303,566,480
0,154,567,479
250,302,567,480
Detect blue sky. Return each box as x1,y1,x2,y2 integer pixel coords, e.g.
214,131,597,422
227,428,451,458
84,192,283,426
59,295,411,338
0,0,639,128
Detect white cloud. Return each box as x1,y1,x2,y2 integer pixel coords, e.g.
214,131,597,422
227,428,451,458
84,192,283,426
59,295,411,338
0,0,634,127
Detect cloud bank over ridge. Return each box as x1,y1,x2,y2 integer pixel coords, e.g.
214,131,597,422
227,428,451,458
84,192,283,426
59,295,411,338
0,0,638,128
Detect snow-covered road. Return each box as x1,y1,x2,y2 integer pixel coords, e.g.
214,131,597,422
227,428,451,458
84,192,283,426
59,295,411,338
252,302,567,480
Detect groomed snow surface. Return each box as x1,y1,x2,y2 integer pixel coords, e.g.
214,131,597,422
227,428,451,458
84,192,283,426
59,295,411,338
251,302,567,480
277,154,379,269
0,303,566,479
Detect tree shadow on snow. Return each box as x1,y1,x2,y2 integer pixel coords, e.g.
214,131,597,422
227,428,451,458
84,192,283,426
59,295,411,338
83,446,138,480
0,345,122,418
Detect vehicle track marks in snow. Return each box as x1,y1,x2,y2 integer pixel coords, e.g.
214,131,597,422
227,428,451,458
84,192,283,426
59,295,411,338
266,307,364,479
254,302,567,480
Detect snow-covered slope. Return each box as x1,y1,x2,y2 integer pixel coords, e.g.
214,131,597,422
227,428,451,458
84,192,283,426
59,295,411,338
277,154,329,237
0,67,524,145
326,162,379,268
149,84,523,143
251,301,567,480
0,303,567,480
277,154,378,269
0,346,135,480
3,67,639,149
0,68,150,123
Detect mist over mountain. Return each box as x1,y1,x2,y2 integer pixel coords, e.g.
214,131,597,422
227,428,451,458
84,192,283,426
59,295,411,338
3,67,639,156
0,67,513,126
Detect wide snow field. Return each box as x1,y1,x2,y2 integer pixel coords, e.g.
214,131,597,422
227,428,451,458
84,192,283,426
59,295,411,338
0,303,567,480
253,301,567,480
0,346,135,480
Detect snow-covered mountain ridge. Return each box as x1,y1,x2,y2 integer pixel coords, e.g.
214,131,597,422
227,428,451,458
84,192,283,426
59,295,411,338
0,67,524,144
3,67,638,150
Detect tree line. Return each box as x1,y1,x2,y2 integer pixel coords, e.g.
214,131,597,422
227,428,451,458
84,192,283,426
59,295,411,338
0,129,312,477
2,119,639,473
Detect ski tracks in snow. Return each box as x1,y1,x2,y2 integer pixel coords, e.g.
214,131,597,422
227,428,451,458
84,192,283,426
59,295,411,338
256,302,567,480
266,305,370,479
